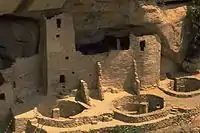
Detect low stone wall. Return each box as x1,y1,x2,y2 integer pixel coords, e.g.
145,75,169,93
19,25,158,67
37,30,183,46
113,107,170,123
37,99,86,118
174,77,200,92
165,79,175,90
159,86,200,98
82,107,200,133
35,106,200,133
60,113,195,133
113,94,165,114
37,113,114,128
25,122,47,133
14,118,32,133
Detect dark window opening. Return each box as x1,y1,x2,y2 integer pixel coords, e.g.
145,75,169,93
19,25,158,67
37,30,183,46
56,34,60,38
0,73,5,86
59,75,65,83
65,56,69,60
0,93,5,100
76,40,108,55
56,18,61,28
104,36,118,50
76,35,130,55
13,81,16,88
119,36,130,50
166,72,173,79
140,40,146,51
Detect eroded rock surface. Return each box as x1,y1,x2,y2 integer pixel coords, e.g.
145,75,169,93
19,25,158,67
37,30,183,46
0,15,39,69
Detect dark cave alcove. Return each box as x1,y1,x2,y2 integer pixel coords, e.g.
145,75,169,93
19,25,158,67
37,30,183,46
0,15,40,70
76,35,130,55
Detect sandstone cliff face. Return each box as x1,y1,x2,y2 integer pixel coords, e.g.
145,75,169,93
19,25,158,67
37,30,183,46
0,0,192,97
0,0,196,120
182,1,200,72
0,0,191,71
65,0,188,75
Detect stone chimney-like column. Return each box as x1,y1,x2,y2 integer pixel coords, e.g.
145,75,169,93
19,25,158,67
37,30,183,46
96,62,104,100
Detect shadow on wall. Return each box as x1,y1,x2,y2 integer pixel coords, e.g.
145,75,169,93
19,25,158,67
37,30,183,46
37,97,86,118
155,9,190,74
183,6,200,65
0,14,40,70
75,35,130,55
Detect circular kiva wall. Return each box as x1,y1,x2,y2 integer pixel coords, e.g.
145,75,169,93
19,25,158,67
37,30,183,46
37,99,86,118
174,77,200,92
112,94,168,123
113,94,164,114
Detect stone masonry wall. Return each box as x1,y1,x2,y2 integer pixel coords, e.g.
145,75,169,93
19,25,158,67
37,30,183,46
37,113,113,128
113,108,169,123
131,33,161,89
174,77,200,92
46,13,136,94
0,55,41,119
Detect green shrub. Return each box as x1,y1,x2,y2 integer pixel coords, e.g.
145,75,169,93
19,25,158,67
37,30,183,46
186,6,194,19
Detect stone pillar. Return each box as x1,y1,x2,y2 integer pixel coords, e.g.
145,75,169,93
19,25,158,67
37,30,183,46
138,102,148,114
96,62,104,100
52,108,60,119
133,59,141,95
79,80,91,105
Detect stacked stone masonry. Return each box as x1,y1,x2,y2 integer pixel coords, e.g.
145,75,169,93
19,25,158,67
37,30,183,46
0,0,199,133
114,108,170,123
96,62,104,100
37,113,114,128
78,80,91,105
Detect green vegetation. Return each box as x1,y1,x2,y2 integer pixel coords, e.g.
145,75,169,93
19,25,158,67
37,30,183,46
186,6,194,19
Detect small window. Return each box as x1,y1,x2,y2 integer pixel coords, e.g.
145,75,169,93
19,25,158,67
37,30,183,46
56,18,61,28
140,40,146,51
56,34,60,38
104,36,117,50
59,75,65,83
65,56,69,60
13,81,16,88
0,93,5,100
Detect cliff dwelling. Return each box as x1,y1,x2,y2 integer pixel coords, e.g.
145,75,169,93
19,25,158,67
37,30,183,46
1,0,200,133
